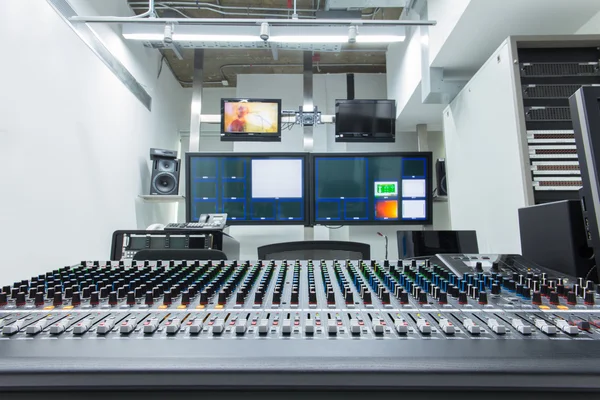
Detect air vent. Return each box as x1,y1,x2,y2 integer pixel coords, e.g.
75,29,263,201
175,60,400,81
525,107,571,121
522,84,583,99
520,62,600,77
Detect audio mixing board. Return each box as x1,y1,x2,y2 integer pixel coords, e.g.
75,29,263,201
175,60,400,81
1,254,600,393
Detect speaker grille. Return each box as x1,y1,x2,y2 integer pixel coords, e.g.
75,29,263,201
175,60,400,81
153,172,177,194
520,62,600,77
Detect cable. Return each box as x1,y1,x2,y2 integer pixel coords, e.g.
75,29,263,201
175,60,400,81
157,54,166,79
324,225,344,229
585,265,597,281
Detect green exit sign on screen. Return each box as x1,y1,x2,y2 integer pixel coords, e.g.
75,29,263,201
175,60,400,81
374,182,398,197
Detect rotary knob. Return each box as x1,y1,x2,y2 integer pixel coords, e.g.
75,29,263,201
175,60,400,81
567,291,577,305
458,291,468,305
438,291,448,304
549,291,560,305
478,291,488,305
584,290,595,305
532,291,542,305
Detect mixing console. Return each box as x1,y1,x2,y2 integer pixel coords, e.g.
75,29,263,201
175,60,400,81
1,254,600,392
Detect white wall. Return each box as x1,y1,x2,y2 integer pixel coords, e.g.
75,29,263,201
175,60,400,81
0,0,188,284
443,41,529,254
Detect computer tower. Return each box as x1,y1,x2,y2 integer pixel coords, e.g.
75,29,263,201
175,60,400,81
519,200,595,281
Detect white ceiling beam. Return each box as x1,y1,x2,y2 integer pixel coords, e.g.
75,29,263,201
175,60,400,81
326,0,408,9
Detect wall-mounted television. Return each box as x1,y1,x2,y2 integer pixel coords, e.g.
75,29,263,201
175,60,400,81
335,99,396,142
220,98,282,142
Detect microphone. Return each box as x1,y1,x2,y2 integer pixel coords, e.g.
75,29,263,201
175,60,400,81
377,232,388,260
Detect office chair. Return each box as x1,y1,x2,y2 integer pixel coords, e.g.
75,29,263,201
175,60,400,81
258,241,370,260
132,249,227,261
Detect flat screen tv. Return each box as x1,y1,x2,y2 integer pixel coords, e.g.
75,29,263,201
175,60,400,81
220,98,282,142
335,99,396,143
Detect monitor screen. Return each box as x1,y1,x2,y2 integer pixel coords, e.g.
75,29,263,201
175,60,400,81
186,153,308,225
311,153,433,225
335,99,396,143
221,98,282,142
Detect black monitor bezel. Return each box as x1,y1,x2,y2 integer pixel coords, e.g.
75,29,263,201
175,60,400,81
334,99,396,143
309,152,433,226
186,152,310,226
220,98,282,142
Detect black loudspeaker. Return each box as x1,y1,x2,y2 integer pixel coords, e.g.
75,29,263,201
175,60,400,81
436,158,447,196
519,200,596,282
150,148,180,195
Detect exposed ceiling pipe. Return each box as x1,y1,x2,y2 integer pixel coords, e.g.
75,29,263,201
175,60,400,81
219,62,385,81
130,4,316,19
135,0,155,18
128,2,318,13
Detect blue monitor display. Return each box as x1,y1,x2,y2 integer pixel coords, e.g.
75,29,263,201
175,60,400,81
311,153,433,225
186,153,309,225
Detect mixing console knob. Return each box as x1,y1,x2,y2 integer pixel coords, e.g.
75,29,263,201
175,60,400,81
478,292,488,305
16,292,26,306
585,291,595,305
166,318,182,334
438,292,448,304
532,291,542,305
233,319,247,335
541,284,550,296
549,292,560,305
217,291,227,305
200,291,209,305
305,319,315,335
309,290,317,304
96,318,115,335
418,292,428,305
516,284,523,296
0,292,7,306
73,318,92,335
416,318,431,334
100,287,109,298
189,320,203,334
512,273,519,282
345,289,354,304
163,291,172,305
534,319,556,335
145,291,154,305
586,280,595,291
82,287,91,298
381,290,391,304
567,291,577,305
117,287,127,298
143,318,159,333
363,291,372,304
491,284,500,295
282,319,292,335
273,291,282,304
439,318,455,335
34,292,45,306
556,284,565,296
126,292,136,306
327,320,338,335
349,319,361,335
556,320,579,335
53,292,63,306
399,292,409,304
450,286,459,298
258,319,269,335
475,262,483,272
291,290,299,304
491,262,499,272
109,291,118,306
212,319,225,335
65,287,73,298
486,319,506,334
46,288,55,300
458,291,468,305
71,292,81,306
511,318,532,335
522,287,531,299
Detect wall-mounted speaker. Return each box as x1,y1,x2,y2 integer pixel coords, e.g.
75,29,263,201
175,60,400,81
150,148,180,196
436,158,447,196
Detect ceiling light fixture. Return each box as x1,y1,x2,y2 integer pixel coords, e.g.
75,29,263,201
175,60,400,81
260,22,270,42
348,26,357,44
163,23,174,44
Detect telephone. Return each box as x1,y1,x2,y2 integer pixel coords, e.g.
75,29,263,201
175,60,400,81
164,213,228,231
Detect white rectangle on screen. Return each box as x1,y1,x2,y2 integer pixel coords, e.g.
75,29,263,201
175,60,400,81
402,179,426,198
251,159,303,198
402,200,426,219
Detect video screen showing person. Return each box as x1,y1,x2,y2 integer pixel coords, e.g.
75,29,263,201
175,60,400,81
221,99,281,137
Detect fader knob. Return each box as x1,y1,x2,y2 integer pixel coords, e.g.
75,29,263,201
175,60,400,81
567,291,577,305
549,292,560,305
458,291,468,305
532,291,542,305
585,291,595,305
71,292,81,306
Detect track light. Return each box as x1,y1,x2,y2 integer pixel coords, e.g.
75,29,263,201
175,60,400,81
260,22,270,42
348,26,357,44
163,23,174,44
